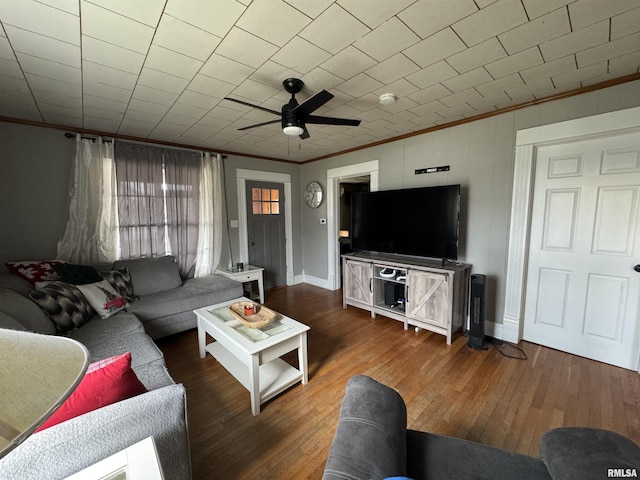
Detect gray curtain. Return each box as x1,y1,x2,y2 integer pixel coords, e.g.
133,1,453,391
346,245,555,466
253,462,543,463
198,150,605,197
114,142,200,277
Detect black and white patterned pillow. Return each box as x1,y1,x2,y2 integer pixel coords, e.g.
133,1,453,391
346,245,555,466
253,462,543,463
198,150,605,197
29,281,95,333
101,268,138,302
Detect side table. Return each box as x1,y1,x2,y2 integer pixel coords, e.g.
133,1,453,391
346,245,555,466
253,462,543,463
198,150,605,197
216,265,265,303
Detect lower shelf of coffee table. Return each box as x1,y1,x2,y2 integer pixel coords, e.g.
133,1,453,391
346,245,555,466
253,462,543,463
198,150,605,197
206,342,303,403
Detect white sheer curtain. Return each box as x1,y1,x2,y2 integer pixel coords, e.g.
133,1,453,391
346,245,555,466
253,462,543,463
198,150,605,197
194,153,224,277
57,135,119,263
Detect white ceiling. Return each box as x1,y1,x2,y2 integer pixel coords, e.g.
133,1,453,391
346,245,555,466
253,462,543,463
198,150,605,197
1,0,639,163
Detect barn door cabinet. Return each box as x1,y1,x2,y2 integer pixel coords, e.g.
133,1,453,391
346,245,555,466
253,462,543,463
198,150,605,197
342,252,471,344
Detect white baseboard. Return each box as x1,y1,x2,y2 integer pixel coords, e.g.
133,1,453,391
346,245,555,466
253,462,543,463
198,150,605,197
299,274,332,290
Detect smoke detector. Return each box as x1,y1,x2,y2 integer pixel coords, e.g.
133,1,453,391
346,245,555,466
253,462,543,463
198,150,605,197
379,93,396,105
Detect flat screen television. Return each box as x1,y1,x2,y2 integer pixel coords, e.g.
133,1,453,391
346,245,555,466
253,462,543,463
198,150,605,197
350,184,460,260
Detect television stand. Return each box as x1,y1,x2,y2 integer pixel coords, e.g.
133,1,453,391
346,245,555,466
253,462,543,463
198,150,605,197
342,252,471,344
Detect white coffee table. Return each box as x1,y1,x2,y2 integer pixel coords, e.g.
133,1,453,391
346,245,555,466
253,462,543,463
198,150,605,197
195,298,309,415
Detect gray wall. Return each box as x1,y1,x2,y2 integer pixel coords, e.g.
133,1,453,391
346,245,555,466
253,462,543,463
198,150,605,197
300,79,640,326
0,123,75,266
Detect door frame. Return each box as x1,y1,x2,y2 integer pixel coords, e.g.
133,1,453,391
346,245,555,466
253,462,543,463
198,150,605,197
327,160,380,291
503,106,640,347
236,169,294,286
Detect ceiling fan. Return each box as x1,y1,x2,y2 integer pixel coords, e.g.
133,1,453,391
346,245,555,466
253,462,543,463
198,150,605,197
224,78,361,139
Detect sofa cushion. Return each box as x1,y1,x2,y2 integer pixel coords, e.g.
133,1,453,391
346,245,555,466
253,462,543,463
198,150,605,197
540,427,640,480
0,272,34,296
52,263,102,285
101,267,137,302
113,256,182,296
0,288,56,334
68,311,144,347
4,260,65,284
29,282,94,333
406,430,552,480
129,274,243,321
323,375,408,480
36,352,147,432
84,332,164,369
77,280,128,319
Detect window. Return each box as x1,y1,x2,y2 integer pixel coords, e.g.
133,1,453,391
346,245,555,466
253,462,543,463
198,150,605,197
114,143,200,276
251,187,280,215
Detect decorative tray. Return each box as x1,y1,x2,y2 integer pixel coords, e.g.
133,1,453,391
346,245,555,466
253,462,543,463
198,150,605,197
228,302,276,329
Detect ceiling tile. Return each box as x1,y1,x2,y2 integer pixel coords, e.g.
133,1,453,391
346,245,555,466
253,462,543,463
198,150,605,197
137,67,190,94
83,105,124,122
320,46,376,80
299,4,370,55
200,54,254,85
446,37,506,74
398,0,478,39
485,46,543,78
0,75,34,96
83,116,121,132
569,0,639,29
407,83,452,104
131,85,178,107
250,61,302,90
282,0,333,19
177,90,221,110
17,53,81,85
576,31,640,68
439,88,484,107
498,8,570,55
608,51,640,76
335,73,383,98
520,55,576,84
84,0,164,27
144,45,204,80
83,94,127,113
231,78,280,103
300,67,344,92
81,2,153,54
453,0,528,46
215,28,279,68
0,36,15,61
354,17,420,62
409,100,447,117
2,0,79,45
442,67,493,93
83,61,137,89
506,77,555,101
83,81,132,103
5,26,80,68
37,0,79,15
475,72,524,96
373,78,419,97
31,86,81,106
153,14,221,61
0,57,23,79
164,0,246,37
406,60,458,88
611,7,640,40
237,0,311,47
271,36,332,74
522,0,571,20
404,28,467,68
468,91,512,109
540,20,609,62
81,36,145,74
338,0,416,29
188,74,236,99
365,53,420,85
552,61,608,89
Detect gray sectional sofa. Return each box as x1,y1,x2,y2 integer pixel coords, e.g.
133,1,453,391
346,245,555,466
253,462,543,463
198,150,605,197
0,255,244,479
323,375,640,480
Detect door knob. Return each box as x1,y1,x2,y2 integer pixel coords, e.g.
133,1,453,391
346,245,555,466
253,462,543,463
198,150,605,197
634,265,640,272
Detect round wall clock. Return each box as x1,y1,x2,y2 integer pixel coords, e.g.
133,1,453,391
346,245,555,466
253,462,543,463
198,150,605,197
304,181,323,208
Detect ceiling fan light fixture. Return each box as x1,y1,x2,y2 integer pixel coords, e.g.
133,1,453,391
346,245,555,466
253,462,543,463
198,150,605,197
283,125,304,136
379,93,396,105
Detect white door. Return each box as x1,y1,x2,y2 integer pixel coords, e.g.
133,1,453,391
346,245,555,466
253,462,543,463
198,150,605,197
523,133,640,370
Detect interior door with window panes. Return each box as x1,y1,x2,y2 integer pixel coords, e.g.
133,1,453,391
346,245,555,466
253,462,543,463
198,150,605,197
246,181,286,289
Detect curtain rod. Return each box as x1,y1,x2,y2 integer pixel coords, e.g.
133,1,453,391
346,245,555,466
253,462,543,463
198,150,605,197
63,132,227,159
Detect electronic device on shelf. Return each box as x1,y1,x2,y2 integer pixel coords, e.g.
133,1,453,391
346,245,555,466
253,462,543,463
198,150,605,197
379,268,396,278
350,184,460,260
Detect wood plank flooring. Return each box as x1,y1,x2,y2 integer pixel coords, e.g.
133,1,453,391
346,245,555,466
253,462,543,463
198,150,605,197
157,284,640,479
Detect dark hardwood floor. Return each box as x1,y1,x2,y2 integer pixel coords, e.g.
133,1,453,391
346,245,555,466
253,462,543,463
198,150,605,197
157,284,640,479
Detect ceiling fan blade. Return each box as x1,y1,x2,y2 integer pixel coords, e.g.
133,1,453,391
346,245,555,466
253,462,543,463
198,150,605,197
237,119,282,131
292,90,334,117
300,124,310,140
224,97,281,116
305,115,361,127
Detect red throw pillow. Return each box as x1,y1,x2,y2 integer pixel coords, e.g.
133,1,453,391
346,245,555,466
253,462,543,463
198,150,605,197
5,260,65,284
36,352,147,432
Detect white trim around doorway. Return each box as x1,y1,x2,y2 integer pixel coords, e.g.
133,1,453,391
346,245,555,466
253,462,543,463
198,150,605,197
236,169,294,286
503,106,640,345
326,160,380,291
